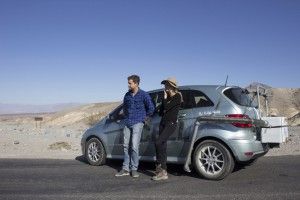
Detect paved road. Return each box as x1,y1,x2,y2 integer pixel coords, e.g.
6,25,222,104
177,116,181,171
0,156,299,200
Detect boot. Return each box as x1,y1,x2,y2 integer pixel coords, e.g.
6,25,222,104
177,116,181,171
152,169,168,181
155,164,163,175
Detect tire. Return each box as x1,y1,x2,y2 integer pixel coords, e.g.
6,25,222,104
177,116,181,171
85,137,106,166
193,140,234,180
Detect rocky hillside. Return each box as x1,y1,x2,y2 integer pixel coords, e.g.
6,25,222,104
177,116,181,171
269,88,300,125
247,83,300,126
46,102,121,127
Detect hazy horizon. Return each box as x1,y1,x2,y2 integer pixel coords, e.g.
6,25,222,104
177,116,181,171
0,81,298,106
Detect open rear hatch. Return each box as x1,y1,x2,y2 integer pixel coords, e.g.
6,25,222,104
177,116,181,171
246,85,289,146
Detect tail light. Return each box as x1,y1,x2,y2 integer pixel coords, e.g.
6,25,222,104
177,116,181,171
225,114,253,128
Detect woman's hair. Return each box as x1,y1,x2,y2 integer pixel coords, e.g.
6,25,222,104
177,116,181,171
174,88,183,103
166,82,183,103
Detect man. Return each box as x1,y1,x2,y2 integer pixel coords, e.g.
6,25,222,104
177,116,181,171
115,75,154,178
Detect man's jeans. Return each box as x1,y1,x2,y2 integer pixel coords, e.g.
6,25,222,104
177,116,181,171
122,122,144,171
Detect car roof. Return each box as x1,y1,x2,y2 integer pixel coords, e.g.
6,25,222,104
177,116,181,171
147,85,240,93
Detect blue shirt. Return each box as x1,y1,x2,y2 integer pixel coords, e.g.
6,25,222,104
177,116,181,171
123,89,154,127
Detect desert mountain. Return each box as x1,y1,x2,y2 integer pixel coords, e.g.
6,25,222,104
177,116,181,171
0,103,83,115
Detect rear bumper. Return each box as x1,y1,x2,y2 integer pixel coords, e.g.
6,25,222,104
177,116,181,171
229,139,269,162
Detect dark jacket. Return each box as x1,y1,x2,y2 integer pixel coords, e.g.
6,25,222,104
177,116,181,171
159,92,182,124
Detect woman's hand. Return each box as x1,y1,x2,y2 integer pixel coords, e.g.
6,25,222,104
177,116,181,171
164,90,168,99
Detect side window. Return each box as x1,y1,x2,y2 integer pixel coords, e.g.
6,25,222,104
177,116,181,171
181,90,214,109
150,91,164,113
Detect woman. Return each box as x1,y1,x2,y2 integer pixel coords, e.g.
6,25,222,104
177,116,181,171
152,77,183,181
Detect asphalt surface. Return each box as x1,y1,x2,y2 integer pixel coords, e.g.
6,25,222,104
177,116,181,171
0,156,299,200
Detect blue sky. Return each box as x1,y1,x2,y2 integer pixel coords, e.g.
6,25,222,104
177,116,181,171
0,0,299,104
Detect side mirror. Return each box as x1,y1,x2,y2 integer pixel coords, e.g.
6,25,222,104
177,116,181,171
109,114,115,121
109,114,124,122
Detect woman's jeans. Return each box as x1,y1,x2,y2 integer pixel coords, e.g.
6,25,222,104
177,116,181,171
122,122,144,171
155,121,177,170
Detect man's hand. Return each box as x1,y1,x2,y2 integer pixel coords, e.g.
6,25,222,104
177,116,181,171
144,116,151,124
144,117,151,130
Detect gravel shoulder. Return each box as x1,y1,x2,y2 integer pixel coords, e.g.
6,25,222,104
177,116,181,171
266,126,300,156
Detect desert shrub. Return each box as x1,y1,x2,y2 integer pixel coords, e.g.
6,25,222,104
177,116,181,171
48,142,71,150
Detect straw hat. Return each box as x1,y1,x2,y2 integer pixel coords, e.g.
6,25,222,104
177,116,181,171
161,77,178,88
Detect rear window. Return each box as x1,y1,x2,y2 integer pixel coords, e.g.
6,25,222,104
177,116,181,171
223,88,255,107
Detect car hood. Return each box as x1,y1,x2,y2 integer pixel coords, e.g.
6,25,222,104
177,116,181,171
82,116,107,138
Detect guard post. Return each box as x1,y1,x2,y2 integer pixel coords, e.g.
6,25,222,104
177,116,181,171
34,117,43,129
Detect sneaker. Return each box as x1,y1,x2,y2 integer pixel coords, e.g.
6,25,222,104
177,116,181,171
131,170,139,178
152,170,168,181
115,169,130,177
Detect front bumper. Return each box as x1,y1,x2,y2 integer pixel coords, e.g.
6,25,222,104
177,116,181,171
81,137,86,156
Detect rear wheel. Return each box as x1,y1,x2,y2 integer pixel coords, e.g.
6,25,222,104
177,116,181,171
85,138,106,166
193,140,234,180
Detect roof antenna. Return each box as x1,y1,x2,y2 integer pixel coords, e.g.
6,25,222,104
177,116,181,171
225,75,229,87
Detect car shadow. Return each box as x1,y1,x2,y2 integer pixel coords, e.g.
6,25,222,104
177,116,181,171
75,155,199,178
232,161,258,173
76,154,252,179
106,159,201,178
75,155,88,164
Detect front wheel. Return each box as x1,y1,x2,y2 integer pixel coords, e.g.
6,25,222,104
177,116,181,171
193,140,234,180
85,138,106,166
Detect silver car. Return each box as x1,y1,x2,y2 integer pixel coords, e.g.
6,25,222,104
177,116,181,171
81,85,271,180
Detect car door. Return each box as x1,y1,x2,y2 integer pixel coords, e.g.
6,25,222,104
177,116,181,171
102,105,125,157
144,90,195,162
102,91,165,159
167,89,215,160
139,91,163,158
164,90,194,161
